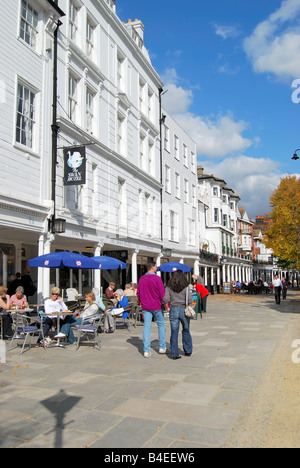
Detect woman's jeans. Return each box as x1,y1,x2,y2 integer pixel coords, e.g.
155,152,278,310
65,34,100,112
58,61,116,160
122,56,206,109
143,310,166,353
169,307,193,357
60,316,82,344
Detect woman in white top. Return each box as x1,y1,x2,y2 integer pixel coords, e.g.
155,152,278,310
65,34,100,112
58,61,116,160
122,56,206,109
37,287,68,345
59,292,99,344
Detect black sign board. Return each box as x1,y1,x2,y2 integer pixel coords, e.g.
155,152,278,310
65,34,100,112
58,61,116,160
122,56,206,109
103,250,128,261
64,146,86,186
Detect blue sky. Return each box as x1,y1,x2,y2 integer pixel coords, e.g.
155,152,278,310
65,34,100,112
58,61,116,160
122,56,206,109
116,0,300,218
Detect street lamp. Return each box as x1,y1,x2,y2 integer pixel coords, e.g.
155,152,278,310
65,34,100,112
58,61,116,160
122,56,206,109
292,149,300,160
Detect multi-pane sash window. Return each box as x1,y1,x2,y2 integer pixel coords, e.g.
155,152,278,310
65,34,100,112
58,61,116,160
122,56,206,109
170,210,178,242
86,19,95,58
69,1,79,41
86,88,94,133
20,0,38,49
16,83,35,148
68,74,78,121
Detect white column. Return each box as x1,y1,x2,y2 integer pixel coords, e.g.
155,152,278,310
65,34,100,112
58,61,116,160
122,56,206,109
132,249,139,283
43,233,54,299
217,267,221,286
222,264,226,283
204,267,208,286
37,234,45,303
94,243,103,293
227,264,231,282
194,259,200,276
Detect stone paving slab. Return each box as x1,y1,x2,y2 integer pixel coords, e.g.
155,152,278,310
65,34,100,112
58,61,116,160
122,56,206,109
0,291,298,448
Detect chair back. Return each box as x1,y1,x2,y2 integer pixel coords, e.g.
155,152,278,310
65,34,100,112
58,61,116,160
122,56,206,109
11,312,29,331
66,288,78,301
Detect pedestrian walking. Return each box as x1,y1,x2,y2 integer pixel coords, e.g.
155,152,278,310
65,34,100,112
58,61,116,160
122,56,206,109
163,270,193,360
273,275,282,304
282,277,288,300
137,261,166,358
193,282,210,313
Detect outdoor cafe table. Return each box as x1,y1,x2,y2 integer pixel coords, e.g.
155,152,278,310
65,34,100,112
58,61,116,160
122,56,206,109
40,310,75,348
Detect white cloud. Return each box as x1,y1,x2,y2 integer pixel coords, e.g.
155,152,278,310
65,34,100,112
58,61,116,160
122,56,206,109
244,0,300,79
201,156,283,217
161,68,253,158
214,24,240,40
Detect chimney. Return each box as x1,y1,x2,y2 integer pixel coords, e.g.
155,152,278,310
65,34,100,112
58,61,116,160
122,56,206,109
197,166,204,176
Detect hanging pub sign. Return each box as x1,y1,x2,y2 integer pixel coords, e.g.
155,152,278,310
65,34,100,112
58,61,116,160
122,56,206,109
63,146,86,186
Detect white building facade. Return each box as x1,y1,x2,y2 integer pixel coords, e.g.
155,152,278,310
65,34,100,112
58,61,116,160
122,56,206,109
0,0,202,300
197,167,253,291
160,110,200,274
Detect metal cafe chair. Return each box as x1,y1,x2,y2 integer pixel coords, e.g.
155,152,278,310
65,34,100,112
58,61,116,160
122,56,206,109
75,312,102,351
8,312,45,354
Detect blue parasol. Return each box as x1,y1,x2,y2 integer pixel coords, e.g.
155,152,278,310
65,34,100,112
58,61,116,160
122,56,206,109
28,251,102,269
157,262,192,273
93,255,127,270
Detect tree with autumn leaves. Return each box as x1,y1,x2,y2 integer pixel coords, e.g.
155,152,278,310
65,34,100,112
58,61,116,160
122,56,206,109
264,175,300,269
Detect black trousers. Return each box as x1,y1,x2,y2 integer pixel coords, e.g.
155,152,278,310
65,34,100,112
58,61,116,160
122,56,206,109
274,287,281,304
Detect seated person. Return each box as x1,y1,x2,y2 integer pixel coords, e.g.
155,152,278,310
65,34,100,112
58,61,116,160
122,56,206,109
92,287,105,311
0,285,13,339
36,287,68,346
10,286,28,309
105,282,115,299
104,289,129,333
124,284,136,297
58,291,100,344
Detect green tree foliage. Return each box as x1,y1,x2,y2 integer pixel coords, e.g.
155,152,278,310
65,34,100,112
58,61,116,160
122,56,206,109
264,176,300,268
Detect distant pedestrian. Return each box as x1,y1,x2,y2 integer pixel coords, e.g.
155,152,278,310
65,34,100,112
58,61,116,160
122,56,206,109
282,277,288,300
137,261,166,358
163,270,193,359
273,275,282,304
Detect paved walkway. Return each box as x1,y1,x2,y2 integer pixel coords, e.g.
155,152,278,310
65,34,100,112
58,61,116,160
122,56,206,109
0,290,299,448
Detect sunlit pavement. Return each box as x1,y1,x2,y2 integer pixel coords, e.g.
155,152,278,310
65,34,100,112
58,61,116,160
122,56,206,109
0,289,299,448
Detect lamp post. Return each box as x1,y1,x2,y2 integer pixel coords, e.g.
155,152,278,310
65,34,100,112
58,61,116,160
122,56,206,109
292,149,300,160
49,1,65,234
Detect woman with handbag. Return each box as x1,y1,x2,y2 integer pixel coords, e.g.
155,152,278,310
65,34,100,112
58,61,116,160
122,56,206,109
163,270,193,360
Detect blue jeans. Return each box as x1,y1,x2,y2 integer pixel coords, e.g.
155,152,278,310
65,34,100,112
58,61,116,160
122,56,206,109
60,316,81,344
143,310,166,353
169,307,193,357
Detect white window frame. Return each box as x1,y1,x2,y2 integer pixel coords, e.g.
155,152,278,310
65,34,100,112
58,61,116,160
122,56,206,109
69,1,79,42
170,210,179,242
184,179,189,203
68,73,79,122
165,165,171,194
118,178,127,227
175,173,180,199
117,50,126,92
174,135,179,160
19,0,39,50
86,17,95,59
117,113,126,156
15,80,37,150
86,87,95,134
188,219,196,246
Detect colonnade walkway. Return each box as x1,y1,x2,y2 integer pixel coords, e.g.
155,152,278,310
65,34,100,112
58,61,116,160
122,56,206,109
0,289,299,448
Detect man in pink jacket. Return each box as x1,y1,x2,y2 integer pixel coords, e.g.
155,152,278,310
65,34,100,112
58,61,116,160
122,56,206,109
137,261,166,358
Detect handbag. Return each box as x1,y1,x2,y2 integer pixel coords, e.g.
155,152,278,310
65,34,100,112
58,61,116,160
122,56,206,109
185,288,196,319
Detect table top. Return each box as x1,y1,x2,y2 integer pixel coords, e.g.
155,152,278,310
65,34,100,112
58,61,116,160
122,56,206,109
5,308,34,314
40,310,74,316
